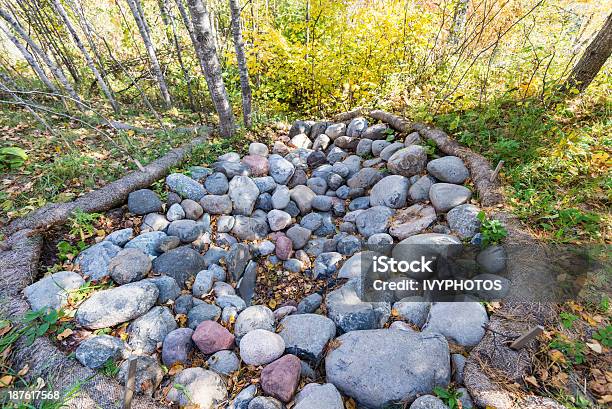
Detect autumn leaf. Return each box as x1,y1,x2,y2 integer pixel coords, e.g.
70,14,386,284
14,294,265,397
525,375,539,388
56,328,73,340
0,375,14,388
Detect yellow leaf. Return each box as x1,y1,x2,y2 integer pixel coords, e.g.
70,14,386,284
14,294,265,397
56,328,73,340
0,375,14,388
548,349,566,364
268,299,277,309
17,364,29,377
525,375,539,388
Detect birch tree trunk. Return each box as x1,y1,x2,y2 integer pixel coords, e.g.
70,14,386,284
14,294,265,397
0,7,82,105
449,0,469,45
51,0,120,113
229,0,252,128
187,0,235,137
125,0,172,108
0,23,58,92
566,12,612,93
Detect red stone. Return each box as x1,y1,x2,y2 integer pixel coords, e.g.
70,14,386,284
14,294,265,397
275,235,293,261
191,320,235,354
260,354,301,402
242,155,269,177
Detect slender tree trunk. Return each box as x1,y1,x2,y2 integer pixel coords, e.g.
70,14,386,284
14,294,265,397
229,0,252,128
0,23,58,92
125,0,172,108
69,0,110,80
187,0,235,136
449,0,469,45
566,12,612,93
51,0,120,113
0,7,82,106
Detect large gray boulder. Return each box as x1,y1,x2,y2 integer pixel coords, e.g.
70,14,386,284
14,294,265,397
269,154,295,185
76,281,159,329
75,335,126,369
124,231,167,256
389,204,437,240
423,302,488,346
325,329,450,408
278,314,336,361
152,246,207,288
427,156,469,184
369,175,409,208
127,189,163,215
229,176,260,215
24,271,84,311
128,306,177,353
446,204,481,238
355,206,395,237
387,145,427,177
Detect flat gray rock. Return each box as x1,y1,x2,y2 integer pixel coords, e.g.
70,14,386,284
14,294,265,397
429,183,472,212
232,216,269,240
239,329,285,366
347,168,383,189
356,206,395,237
269,154,295,185
104,228,133,246
75,335,125,369
143,275,181,303
294,383,343,409
370,175,409,208
128,306,177,353
279,314,336,361
229,176,260,216
127,189,163,215
205,172,229,195
108,248,151,285
162,327,194,366
325,329,450,408
423,302,488,346
410,395,449,409
326,281,390,333
427,156,469,184
409,175,435,202
207,350,240,375
347,117,368,137
76,281,158,329
74,241,121,280
447,204,481,238
152,246,207,288
389,204,437,240
387,145,427,177
166,173,206,201
24,271,84,311
187,303,222,329
200,194,233,215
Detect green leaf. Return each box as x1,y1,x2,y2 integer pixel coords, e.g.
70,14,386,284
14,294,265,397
0,146,28,160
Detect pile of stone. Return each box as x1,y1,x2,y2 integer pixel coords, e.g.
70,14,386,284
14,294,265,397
23,117,509,409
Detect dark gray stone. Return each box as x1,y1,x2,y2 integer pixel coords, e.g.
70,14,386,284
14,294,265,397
166,173,206,201
152,246,207,288
128,189,163,215
75,335,125,369
279,314,336,361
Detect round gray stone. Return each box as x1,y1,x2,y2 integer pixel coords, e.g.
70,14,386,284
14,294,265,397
427,156,469,184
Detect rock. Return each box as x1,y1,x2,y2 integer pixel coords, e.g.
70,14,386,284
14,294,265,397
213,160,250,178
300,212,323,231
429,183,472,212
272,141,290,156
249,142,269,157
216,295,246,312
214,282,236,298
271,185,290,210
387,145,428,177
410,395,449,409
446,204,481,238
476,245,507,274
347,117,368,137
326,147,348,164
336,234,361,256
294,383,343,409
234,305,275,340
181,199,204,220
162,328,194,366
312,134,331,151
452,353,466,384
127,189,163,215
423,302,488,346
290,133,312,149
128,306,177,353
104,228,133,246
192,320,235,354
203,246,228,267
370,175,409,209
108,248,151,285
313,212,337,236
205,172,229,195
167,203,185,221
216,215,234,233
269,154,295,185
207,350,240,375
167,192,182,207
427,156,469,184
248,397,285,409
285,225,311,250
380,142,405,161
307,151,327,168
363,157,383,167
289,185,316,214
219,152,241,162
224,243,250,281
152,246,206,288
391,233,462,279
237,261,257,305
326,282,390,333
200,194,233,215
326,173,344,190
76,281,158,329
192,269,214,297
457,388,474,408
267,209,292,231
279,314,335,361
339,222,356,233
356,206,395,237
232,216,269,240
230,384,257,409
239,329,285,366
297,293,323,314
356,139,372,157
312,195,333,211
306,177,327,195
228,176,260,216
141,213,170,233
189,166,212,181
326,329,450,408
348,196,370,211
118,355,163,396
275,235,293,260
371,140,390,156
24,271,84,311
347,168,383,189
166,173,206,200
188,303,222,329
334,136,358,150
166,367,226,408
75,335,125,369
362,123,388,140
392,301,431,328
167,219,207,243
367,233,393,249
390,321,417,332
409,175,435,202
261,354,301,402
253,176,276,194
389,204,437,239
74,241,121,280
243,155,270,177
289,120,312,138
325,123,346,140
222,306,239,325
312,252,343,279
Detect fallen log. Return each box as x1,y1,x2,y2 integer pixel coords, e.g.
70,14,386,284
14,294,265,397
2,130,209,237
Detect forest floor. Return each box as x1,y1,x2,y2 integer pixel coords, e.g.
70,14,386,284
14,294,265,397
0,95,610,408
